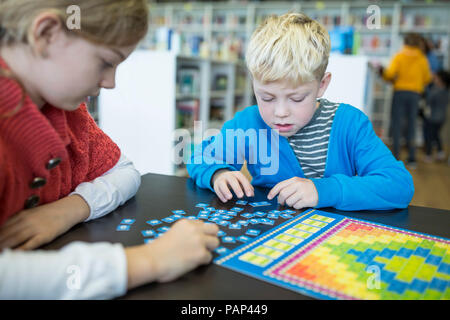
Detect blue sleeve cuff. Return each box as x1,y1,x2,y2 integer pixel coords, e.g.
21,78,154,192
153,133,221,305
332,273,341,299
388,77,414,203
311,177,343,209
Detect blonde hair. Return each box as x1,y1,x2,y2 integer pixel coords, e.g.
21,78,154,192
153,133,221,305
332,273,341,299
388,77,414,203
246,12,331,86
0,0,149,116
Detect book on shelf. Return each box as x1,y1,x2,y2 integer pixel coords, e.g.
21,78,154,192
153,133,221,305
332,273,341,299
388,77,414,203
176,99,199,130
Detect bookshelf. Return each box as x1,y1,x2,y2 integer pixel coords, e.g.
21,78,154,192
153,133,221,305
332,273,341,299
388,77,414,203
93,2,449,177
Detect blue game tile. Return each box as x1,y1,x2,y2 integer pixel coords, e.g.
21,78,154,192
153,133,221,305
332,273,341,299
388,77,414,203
237,220,249,226
206,207,216,212
208,217,221,223
120,219,135,225
267,213,279,219
217,220,230,227
230,207,244,212
144,238,153,244
116,225,130,231
356,255,374,265
241,213,255,219
237,235,251,243
157,226,170,233
195,203,208,208
215,247,229,255
172,210,185,215
198,210,209,215
197,215,209,220
347,249,363,257
379,270,396,283
220,215,233,220
217,230,226,237
254,211,266,217
141,230,156,237
280,214,293,219
268,210,281,214
236,200,248,205
186,216,197,220
226,211,238,216
425,254,443,266
146,219,162,226
228,223,242,230
162,217,175,223
210,213,222,217
216,210,227,214
282,209,296,214
222,236,236,243
249,219,260,225
246,229,261,236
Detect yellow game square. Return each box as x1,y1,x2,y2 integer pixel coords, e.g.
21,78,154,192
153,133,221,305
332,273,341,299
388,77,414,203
239,252,272,267
276,234,303,245
264,239,293,252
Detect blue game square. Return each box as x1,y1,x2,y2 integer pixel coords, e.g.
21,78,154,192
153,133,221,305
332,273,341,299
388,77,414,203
162,217,175,223
206,207,216,212
282,209,296,214
241,213,255,219
246,229,261,236
217,220,230,227
429,278,447,292
249,219,260,225
120,219,135,225
237,220,249,226
146,219,161,226
222,236,236,243
220,215,233,220
410,279,428,294
230,207,244,212
437,262,450,275
254,211,266,217
171,214,182,220
141,230,156,237
261,218,274,226
186,216,197,220
229,223,242,230
198,210,209,215
237,235,251,243
267,213,279,219
144,238,153,244
195,203,208,208
396,248,413,258
116,225,130,231
216,210,227,214
210,213,222,217
280,214,293,219
268,210,281,214
388,280,408,294
172,210,186,215
157,226,170,233
379,269,396,283
425,254,443,266
236,200,248,205
226,211,238,216
413,247,431,258
208,217,221,223
215,247,229,255
217,230,226,237
197,214,209,220
379,248,396,259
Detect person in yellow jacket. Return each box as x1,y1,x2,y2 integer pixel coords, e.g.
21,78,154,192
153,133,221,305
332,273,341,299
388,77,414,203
381,33,432,168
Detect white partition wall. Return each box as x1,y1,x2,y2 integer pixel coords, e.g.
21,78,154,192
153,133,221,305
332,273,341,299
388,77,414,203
99,51,177,176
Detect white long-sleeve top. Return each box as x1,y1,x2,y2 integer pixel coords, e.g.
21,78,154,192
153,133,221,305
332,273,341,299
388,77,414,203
0,154,140,299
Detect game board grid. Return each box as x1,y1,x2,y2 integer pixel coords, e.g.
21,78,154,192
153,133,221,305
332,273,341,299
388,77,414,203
215,210,315,265
264,218,450,300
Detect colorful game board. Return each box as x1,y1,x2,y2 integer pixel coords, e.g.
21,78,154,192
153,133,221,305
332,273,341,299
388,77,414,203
214,209,450,300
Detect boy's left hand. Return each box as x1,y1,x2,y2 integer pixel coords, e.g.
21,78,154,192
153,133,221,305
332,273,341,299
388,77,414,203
0,195,90,251
267,177,319,209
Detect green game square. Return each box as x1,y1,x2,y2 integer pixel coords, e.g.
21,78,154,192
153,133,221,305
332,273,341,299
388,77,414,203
416,264,438,282
443,254,450,264
419,239,435,249
404,240,420,250
373,256,390,265
371,242,385,251
402,290,422,300
353,242,370,252
346,261,367,274
384,256,406,272
380,290,401,300
339,254,358,265
430,246,446,257
387,240,405,251
444,288,450,300
422,289,443,300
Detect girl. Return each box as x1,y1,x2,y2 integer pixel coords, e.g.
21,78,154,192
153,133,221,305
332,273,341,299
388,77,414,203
0,0,219,299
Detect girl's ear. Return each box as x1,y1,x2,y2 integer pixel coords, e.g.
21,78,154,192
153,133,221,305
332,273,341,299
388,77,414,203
29,13,64,58
317,72,332,98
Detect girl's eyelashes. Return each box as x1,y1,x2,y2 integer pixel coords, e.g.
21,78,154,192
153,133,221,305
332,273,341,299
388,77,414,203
262,97,274,102
291,97,305,103
100,59,114,70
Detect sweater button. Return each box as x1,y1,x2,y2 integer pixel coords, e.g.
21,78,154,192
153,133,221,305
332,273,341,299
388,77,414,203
24,195,40,209
30,177,47,189
46,157,61,170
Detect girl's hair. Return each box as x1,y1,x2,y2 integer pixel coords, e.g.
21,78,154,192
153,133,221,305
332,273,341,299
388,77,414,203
0,0,149,116
246,12,331,86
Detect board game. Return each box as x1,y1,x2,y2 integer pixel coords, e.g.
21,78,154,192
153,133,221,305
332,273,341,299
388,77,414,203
115,201,449,300
215,209,450,300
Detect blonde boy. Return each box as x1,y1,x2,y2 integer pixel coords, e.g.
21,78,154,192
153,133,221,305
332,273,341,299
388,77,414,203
188,13,414,211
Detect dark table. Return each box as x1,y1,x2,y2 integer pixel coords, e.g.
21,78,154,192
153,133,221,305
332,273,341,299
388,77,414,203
44,173,450,299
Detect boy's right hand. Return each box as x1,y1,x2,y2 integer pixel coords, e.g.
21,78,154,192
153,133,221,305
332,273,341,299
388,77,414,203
212,169,254,202
126,219,219,289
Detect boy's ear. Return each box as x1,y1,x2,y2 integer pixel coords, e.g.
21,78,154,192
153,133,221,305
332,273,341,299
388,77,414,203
29,13,64,58
317,72,332,98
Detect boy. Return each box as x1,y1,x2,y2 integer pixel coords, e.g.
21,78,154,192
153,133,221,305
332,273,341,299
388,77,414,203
187,13,414,211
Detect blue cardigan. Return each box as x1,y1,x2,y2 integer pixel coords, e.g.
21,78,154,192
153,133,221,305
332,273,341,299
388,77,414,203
187,104,414,211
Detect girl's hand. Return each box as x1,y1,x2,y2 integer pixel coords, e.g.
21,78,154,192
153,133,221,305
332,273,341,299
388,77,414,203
125,219,219,288
212,169,254,203
0,195,90,250
267,177,319,209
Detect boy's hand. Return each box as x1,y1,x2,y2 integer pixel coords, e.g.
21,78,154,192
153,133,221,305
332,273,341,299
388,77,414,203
267,177,318,209
212,169,254,203
0,195,90,250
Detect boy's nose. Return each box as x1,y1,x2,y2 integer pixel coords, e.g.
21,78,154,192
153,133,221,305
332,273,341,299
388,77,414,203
274,104,290,118
100,71,116,89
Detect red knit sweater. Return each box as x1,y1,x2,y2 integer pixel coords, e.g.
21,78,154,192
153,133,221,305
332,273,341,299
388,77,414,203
0,57,121,226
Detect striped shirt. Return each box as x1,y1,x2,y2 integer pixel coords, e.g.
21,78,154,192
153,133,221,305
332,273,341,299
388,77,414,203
288,99,340,179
